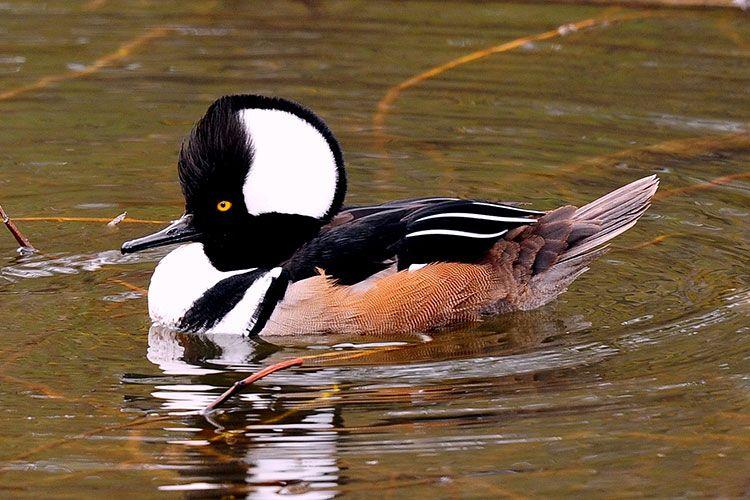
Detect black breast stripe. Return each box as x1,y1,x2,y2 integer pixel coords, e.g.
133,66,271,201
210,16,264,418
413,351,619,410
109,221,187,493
178,269,266,333
247,269,290,336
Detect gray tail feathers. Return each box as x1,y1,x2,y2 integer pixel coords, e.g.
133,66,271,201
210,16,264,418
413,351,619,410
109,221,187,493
526,175,659,309
562,174,659,263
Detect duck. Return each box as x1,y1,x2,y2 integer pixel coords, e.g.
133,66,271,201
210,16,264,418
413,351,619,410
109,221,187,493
121,94,658,337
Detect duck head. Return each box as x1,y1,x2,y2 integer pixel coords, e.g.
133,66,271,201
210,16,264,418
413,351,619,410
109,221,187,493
121,95,346,271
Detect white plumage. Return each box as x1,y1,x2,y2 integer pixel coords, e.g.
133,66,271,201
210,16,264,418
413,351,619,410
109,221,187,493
149,243,273,334
240,108,338,219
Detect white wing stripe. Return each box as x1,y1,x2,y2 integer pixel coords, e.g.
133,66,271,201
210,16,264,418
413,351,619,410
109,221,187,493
414,213,536,224
471,202,544,214
406,229,509,239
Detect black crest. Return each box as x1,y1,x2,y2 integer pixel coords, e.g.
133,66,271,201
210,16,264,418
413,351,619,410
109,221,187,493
178,96,253,214
178,94,347,222
173,95,349,271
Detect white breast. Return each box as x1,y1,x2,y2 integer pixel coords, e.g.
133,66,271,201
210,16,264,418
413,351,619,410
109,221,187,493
210,267,282,334
148,243,273,334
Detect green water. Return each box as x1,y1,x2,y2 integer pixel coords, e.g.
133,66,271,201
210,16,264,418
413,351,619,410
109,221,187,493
1,1,749,497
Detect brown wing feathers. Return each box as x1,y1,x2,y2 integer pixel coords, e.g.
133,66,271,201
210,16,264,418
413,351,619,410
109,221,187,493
266,263,496,336
264,176,658,336
504,175,659,311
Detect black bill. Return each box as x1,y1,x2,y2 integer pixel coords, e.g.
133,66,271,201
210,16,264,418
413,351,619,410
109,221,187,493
121,214,201,254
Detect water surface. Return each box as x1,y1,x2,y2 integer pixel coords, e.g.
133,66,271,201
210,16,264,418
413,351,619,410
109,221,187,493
1,1,749,497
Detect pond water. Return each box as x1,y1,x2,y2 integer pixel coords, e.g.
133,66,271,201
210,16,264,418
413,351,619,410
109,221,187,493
1,1,749,497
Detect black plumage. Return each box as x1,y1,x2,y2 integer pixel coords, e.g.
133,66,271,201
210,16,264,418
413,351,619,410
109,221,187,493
178,268,292,335
247,269,291,336
283,198,543,284
178,269,269,332
175,95,348,272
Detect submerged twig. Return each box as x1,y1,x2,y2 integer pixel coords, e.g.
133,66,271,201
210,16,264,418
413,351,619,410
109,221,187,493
0,26,171,102
108,278,148,295
202,345,410,414
203,357,304,413
83,0,107,11
372,11,660,158
107,211,128,227
14,216,165,224
2,414,174,463
0,204,37,254
617,233,680,250
523,0,744,8
655,171,750,200
0,373,68,400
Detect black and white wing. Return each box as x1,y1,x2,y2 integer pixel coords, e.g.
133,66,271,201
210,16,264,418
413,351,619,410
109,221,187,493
285,198,544,284
328,197,461,227
397,200,543,269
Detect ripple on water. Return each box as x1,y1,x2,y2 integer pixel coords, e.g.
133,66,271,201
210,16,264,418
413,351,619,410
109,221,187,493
1,2,749,497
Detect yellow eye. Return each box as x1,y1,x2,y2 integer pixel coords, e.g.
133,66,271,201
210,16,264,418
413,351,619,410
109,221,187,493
216,200,232,212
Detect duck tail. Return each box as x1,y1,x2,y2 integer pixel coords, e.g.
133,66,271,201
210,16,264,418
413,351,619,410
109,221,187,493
562,174,660,263
504,175,659,311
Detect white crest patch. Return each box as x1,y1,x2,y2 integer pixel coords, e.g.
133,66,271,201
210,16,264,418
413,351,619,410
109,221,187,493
240,108,338,219
148,243,253,328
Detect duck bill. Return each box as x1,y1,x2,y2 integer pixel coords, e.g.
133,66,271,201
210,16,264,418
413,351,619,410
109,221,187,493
121,214,201,254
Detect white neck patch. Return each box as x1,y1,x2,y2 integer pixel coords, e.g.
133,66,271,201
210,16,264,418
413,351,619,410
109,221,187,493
240,108,338,219
148,243,252,329
148,243,285,335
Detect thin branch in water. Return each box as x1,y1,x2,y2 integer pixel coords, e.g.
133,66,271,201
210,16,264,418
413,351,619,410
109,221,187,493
534,0,745,9
0,26,171,102
2,414,174,463
0,329,61,370
371,11,660,162
0,373,68,400
203,357,304,413
547,132,750,199
203,345,407,415
108,278,148,295
655,171,750,200
83,0,107,11
107,211,128,227
613,233,678,250
14,216,166,224
0,204,37,254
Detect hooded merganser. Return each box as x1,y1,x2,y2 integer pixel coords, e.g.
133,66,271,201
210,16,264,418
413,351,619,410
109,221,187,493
121,94,658,336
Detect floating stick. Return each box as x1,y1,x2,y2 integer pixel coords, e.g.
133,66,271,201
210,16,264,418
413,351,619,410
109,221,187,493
0,26,170,102
13,216,165,224
202,345,407,414
0,204,36,253
107,211,128,227
202,357,305,413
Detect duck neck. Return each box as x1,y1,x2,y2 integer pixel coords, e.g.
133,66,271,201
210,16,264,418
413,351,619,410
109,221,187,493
202,213,324,272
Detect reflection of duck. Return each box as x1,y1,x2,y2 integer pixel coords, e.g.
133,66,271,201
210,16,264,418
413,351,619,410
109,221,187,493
310,307,592,368
148,362,342,499
147,325,279,375
148,325,343,497
158,403,342,498
147,305,591,380
122,95,658,337
241,405,340,500
146,307,597,497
